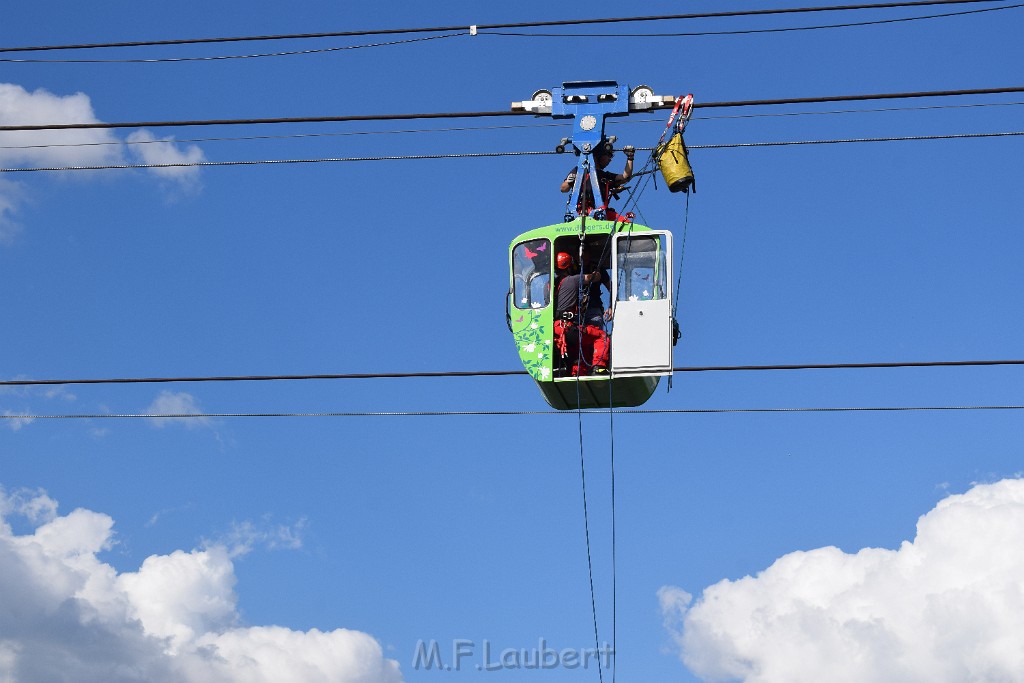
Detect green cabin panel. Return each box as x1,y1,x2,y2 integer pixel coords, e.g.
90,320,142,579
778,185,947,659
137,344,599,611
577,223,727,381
509,219,666,410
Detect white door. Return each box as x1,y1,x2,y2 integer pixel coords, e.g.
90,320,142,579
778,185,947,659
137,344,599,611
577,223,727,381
610,232,673,376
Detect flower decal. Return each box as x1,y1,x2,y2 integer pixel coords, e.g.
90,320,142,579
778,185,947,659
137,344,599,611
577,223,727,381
512,309,552,382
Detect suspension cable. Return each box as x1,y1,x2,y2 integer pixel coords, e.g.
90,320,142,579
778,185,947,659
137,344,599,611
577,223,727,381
7,404,1024,420
486,2,1022,37
6,358,1024,388
0,2,1002,54
0,34,461,64
2,87,1023,133
3,101,1021,154
3,130,1019,175
6,4,1020,64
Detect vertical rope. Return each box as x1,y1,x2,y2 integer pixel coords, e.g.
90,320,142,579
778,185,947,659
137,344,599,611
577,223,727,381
672,192,691,320
576,391,605,683
571,215,604,683
608,380,618,683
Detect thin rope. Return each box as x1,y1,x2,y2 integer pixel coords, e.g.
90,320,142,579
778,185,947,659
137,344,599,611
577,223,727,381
0,149,553,173
691,130,1024,149
0,33,462,63
574,346,605,683
608,379,618,683
672,192,691,321
687,100,1024,122
482,2,1023,37
563,203,603,683
0,2,997,54
8,131,1017,175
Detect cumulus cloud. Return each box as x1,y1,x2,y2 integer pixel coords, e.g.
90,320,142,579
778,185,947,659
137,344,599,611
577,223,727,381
663,478,1024,682
0,487,58,523
125,130,205,191
145,390,211,430
0,83,123,169
0,83,204,242
0,486,402,683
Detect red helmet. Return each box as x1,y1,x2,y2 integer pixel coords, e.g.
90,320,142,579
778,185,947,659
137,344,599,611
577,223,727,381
556,252,573,269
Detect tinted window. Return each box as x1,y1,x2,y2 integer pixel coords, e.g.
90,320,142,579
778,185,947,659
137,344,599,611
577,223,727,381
616,235,666,302
512,239,551,310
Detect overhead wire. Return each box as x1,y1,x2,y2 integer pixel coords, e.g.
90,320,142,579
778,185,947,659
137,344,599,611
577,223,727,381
0,123,560,152
3,101,1022,153
7,358,1024,388
485,2,1022,37
7,404,1024,420
2,86,1022,134
0,1,1003,54
2,131,1020,174
0,150,547,173
694,130,1024,149
0,34,462,64
4,4,1018,63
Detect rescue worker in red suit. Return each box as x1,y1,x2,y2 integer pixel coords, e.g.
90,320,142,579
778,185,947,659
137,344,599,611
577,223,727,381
559,145,635,218
554,250,612,376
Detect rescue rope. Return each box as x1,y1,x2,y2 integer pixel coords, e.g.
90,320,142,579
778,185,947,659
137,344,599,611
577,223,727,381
572,328,605,683
672,192,691,322
669,192,692,392
568,207,605,683
607,379,618,683
575,404,605,683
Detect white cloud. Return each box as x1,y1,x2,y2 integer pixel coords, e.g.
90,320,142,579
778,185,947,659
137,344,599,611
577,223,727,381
125,130,205,191
663,478,1024,682
118,546,238,648
145,502,196,528
43,386,77,402
0,486,58,523
2,410,34,432
0,83,123,169
0,486,403,683
0,83,205,242
0,177,26,244
146,390,211,430
1,384,78,431
215,517,307,558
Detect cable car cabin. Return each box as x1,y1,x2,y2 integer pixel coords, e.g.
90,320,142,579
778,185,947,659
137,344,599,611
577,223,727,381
508,219,675,410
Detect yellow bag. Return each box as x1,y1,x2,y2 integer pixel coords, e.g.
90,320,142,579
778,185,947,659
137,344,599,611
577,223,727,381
657,132,695,193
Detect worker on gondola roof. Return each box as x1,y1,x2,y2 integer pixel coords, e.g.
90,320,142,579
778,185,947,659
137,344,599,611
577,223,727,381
559,144,635,210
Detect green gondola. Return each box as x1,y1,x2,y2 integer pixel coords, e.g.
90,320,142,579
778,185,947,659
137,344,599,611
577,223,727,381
507,81,688,410
508,218,675,410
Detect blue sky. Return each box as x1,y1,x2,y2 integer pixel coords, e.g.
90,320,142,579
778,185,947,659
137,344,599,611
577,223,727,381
1,1,1023,681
